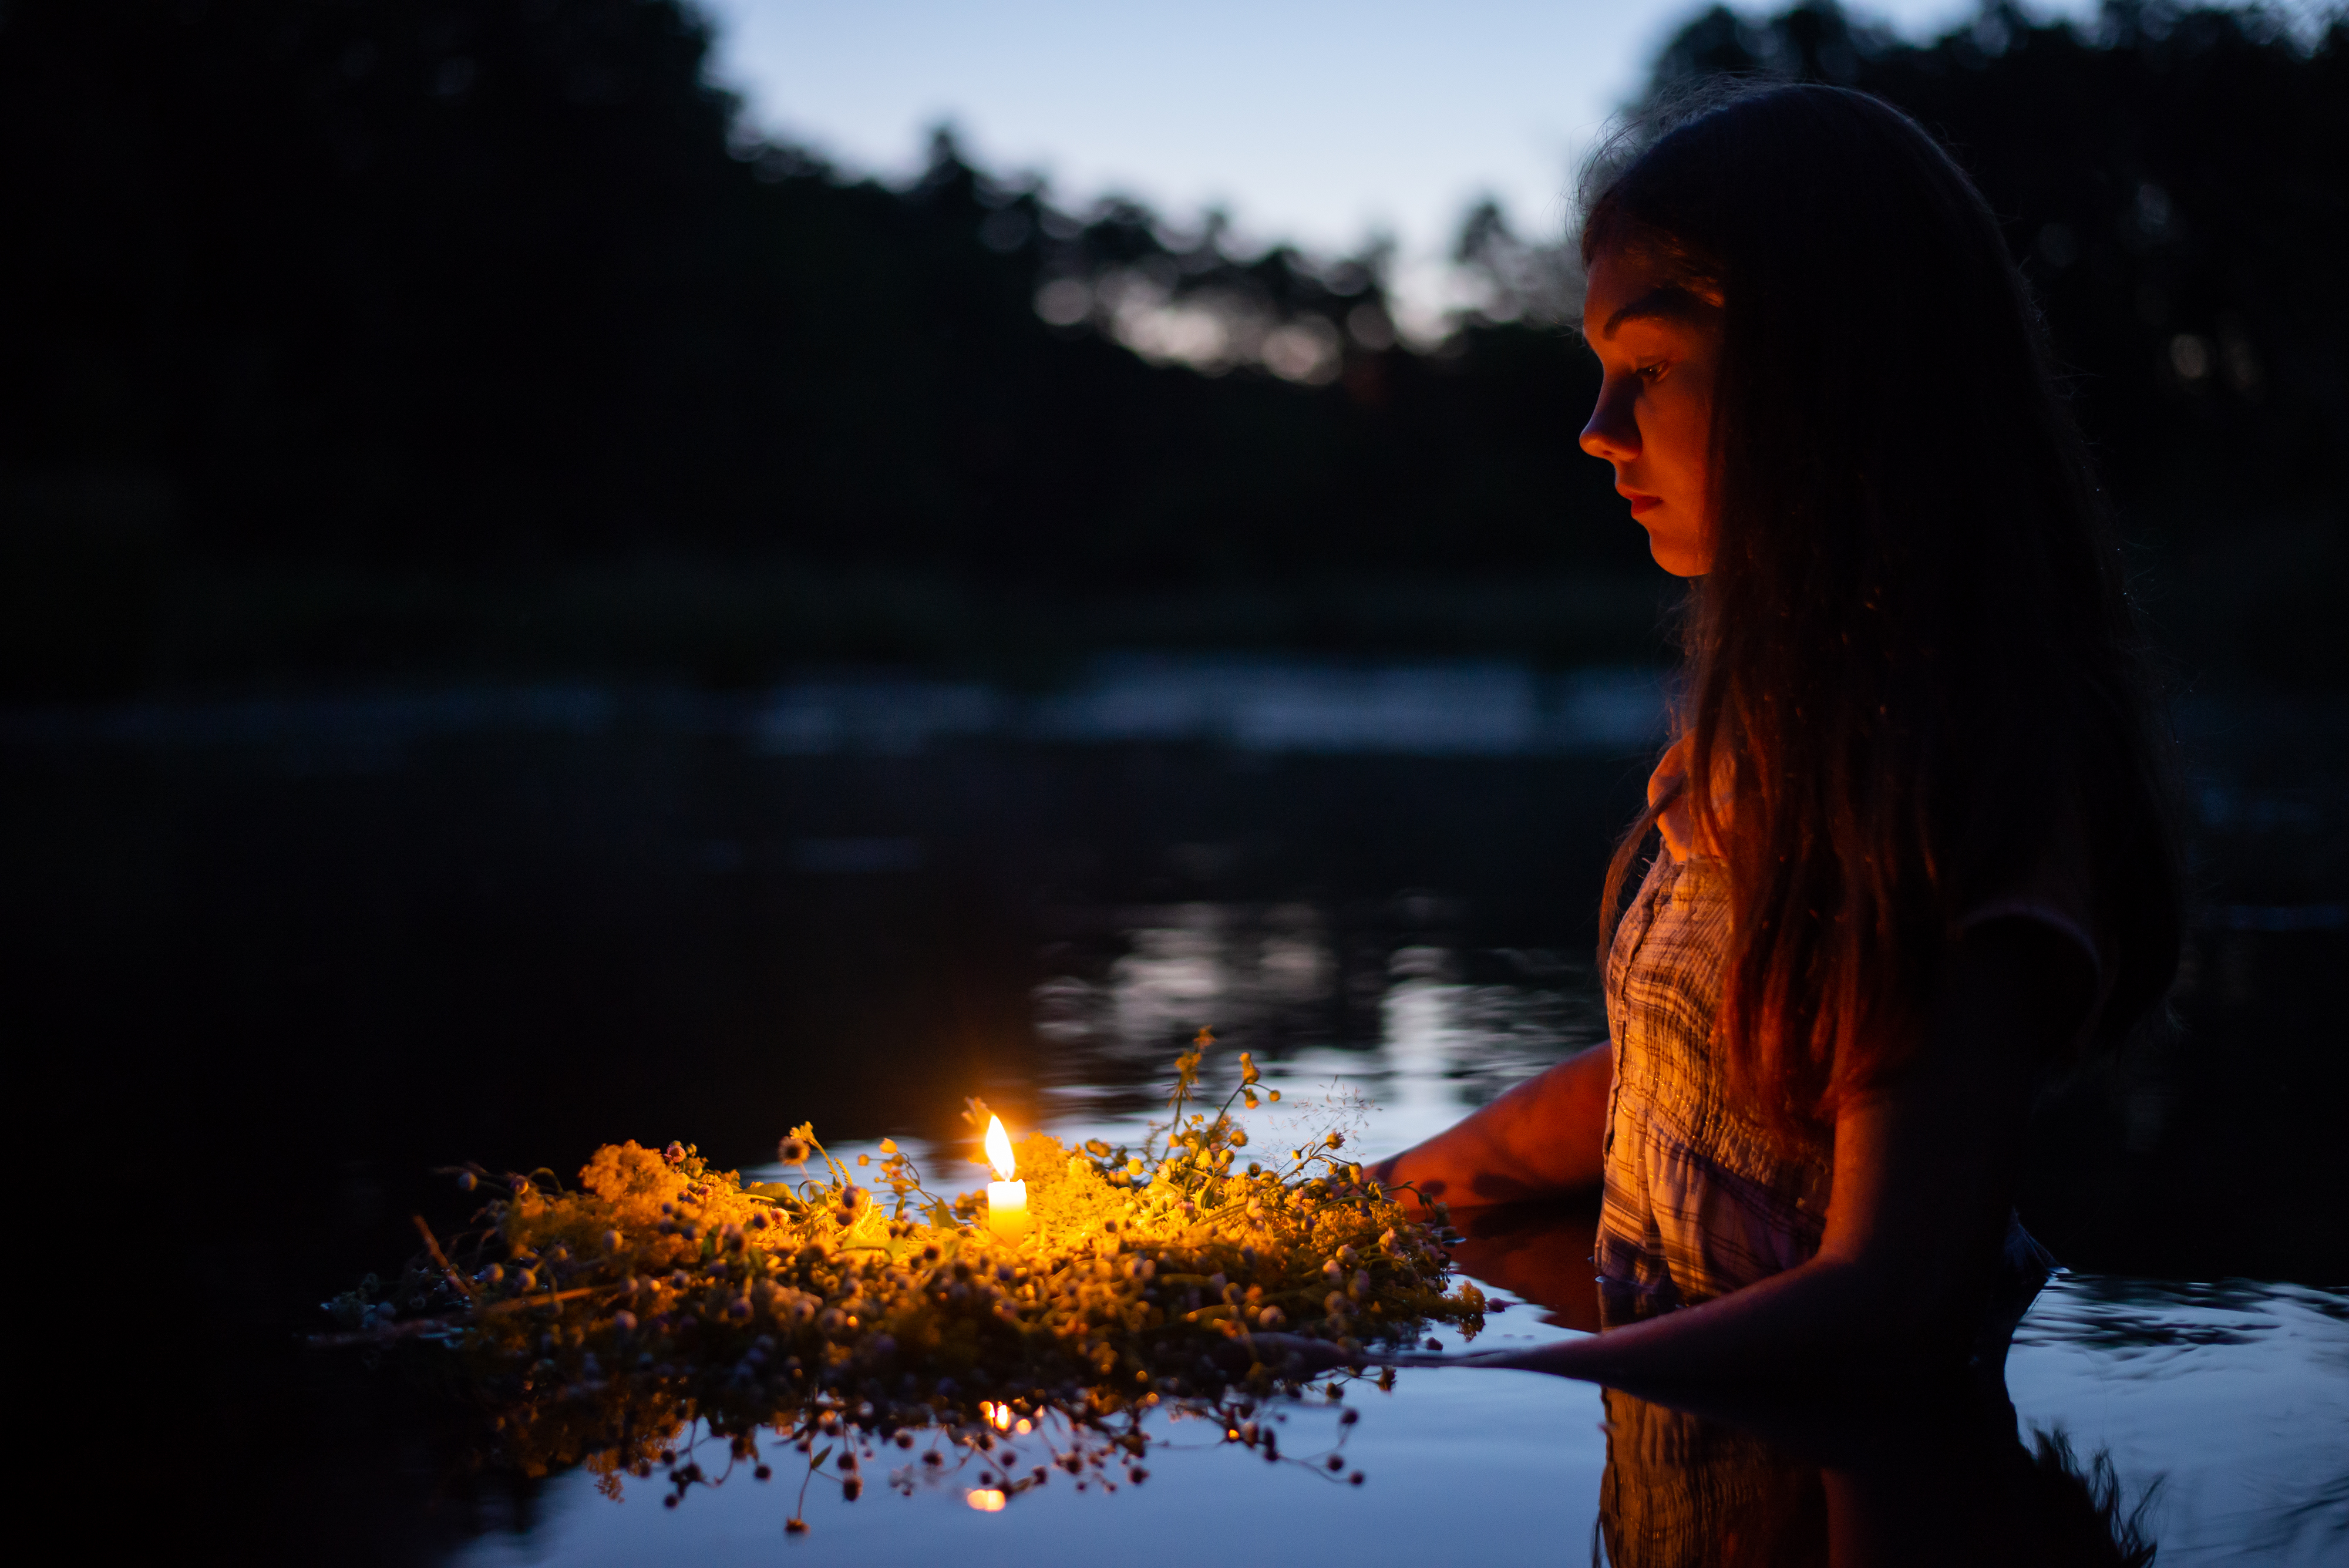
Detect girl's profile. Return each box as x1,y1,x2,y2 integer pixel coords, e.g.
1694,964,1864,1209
1313,82,2182,1390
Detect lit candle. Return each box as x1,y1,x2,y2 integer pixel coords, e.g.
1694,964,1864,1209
984,1115,1029,1239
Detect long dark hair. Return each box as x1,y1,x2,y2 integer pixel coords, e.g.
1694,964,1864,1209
1585,85,2179,1135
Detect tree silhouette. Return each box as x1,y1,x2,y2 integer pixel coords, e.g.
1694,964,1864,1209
0,1,2339,692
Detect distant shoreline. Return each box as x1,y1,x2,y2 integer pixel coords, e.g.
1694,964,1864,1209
1,559,1680,701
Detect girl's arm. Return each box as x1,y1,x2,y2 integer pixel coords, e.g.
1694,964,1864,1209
1368,1041,1614,1210
1396,918,2089,1385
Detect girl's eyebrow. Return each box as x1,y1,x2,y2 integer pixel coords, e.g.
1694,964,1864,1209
1598,284,1718,340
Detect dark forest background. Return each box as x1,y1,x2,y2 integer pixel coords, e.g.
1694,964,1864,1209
3,0,2343,697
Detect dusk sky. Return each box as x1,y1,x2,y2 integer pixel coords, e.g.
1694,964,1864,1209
695,0,2101,315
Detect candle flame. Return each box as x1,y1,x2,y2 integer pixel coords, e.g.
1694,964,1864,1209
966,1488,1008,1512
981,1400,1013,1431
984,1114,1016,1182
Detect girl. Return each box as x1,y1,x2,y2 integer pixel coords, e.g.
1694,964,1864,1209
1365,83,2180,1386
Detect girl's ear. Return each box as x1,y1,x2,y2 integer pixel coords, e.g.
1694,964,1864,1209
1646,733,1694,810
1648,736,1700,862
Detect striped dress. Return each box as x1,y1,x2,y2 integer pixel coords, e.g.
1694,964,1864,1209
1595,841,2066,1327
1597,850,1832,1312
1586,763,2091,1565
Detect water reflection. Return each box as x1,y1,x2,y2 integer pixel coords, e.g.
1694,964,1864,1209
1589,1382,2160,1568
426,1185,2344,1568
749,658,1670,758
6,672,2340,1563
1447,1202,2166,1566
1451,1199,2345,1566
1031,900,1608,1143
449,1012,2340,1567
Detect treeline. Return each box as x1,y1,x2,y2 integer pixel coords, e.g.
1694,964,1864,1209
0,1,2341,692
0,0,1614,574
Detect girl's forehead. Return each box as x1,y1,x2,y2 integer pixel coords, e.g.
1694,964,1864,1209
1586,274,1722,348
1583,237,1725,338
1584,242,1662,302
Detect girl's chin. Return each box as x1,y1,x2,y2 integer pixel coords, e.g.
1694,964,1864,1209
1643,529,1713,578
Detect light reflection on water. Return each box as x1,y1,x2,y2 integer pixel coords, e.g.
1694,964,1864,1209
1025,899,1606,1145
2006,1277,2349,1563
693,928,2342,1568
8,667,2337,1563
441,1267,2348,1568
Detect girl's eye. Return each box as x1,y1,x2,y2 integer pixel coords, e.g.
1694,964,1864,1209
1635,361,1670,383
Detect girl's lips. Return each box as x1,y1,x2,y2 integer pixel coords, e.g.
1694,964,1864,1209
1624,493,1662,517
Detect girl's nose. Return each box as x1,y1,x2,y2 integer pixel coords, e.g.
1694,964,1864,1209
1580,376,1638,464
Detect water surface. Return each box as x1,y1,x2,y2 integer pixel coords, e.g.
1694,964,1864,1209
6,658,2341,1563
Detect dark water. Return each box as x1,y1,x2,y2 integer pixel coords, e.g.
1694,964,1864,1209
6,659,2342,1564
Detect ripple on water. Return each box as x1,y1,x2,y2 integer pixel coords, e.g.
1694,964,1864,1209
2007,1272,2349,1563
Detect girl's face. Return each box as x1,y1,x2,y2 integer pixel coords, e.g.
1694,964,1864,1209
1579,241,1726,577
